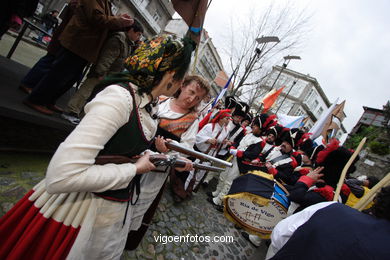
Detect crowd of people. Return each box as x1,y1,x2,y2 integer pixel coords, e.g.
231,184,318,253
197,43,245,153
1,0,389,259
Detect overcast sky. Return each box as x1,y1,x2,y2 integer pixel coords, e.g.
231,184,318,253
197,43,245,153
202,0,390,132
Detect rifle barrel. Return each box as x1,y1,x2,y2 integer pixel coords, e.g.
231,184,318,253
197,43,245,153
193,163,224,172
166,141,233,167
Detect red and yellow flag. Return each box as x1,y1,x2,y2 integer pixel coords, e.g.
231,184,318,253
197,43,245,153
261,86,285,113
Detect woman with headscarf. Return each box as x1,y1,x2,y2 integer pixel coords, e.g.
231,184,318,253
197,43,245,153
0,35,195,259
125,74,210,250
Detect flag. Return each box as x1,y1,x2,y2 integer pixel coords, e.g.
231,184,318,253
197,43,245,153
309,98,339,140
277,114,305,128
300,116,310,128
321,100,346,143
171,0,208,43
261,86,285,113
210,71,235,109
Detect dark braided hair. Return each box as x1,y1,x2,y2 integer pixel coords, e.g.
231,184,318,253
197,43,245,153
370,185,390,221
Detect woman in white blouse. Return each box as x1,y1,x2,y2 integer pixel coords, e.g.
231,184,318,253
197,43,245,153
0,35,196,260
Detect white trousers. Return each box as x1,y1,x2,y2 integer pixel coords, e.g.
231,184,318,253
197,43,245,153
212,157,239,205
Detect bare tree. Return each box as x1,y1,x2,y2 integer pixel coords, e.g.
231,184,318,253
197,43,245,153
222,1,312,106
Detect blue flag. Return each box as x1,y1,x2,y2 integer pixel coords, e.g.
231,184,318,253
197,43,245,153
210,71,235,109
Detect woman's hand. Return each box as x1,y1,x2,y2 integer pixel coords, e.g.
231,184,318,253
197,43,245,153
175,157,193,172
155,136,169,153
307,166,324,182
134,152,156,174
207,138,217,145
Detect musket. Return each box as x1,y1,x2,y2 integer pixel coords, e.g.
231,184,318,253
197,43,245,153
95,154,225,172
165,141,233,168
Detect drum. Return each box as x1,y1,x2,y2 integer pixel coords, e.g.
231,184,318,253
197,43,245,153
223,170,290,239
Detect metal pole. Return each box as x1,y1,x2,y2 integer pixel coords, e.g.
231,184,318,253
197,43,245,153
275,80,297,114
7,22,29,59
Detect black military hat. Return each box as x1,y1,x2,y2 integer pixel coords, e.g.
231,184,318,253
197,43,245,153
281,128,305,149
232,101,249,118
225,96,237,109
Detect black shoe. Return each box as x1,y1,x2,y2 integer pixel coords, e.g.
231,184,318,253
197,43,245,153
206,191,213,197
215,205,224,213
207,197,216,205
241,232,259,248
234,224,242,230
201,182,209,188
173,194,182,203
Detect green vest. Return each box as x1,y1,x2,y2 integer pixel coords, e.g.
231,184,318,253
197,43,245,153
94,84,154,202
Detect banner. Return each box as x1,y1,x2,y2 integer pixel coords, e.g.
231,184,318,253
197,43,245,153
262,86,285,113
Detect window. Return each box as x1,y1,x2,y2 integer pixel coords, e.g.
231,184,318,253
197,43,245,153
152,11,160,22
136,0,150,7
312,100,319,110
304,89,313,102
295,108,304,116
317,107,324,117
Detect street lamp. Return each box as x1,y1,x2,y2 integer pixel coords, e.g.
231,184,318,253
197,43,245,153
243,36,280,76
268,55,301,92
233,36,280,94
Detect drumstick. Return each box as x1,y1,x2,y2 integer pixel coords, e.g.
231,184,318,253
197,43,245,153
333,137,367,202
353,172,390,211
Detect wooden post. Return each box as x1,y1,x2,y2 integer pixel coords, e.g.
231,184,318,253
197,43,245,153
333,137,367,201
353,172,390,211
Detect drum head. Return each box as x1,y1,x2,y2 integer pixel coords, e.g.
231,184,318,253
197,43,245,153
224,171,290,239
224,193,288,239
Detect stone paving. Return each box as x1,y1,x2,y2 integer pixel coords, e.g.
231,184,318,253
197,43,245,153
0,152,268,259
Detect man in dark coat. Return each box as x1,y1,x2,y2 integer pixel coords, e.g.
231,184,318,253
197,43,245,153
23,0,134,115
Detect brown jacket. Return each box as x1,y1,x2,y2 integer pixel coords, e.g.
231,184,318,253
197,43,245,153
59,0,123,63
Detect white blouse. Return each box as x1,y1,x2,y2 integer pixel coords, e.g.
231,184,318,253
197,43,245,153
45,84,157,194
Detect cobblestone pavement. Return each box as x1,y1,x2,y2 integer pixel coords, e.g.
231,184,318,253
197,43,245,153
0,152,268,259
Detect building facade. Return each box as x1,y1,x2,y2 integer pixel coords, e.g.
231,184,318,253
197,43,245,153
192,29,226,96
257,66,347,138
350,105,388,134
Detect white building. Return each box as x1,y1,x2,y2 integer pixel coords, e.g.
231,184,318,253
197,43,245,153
115,0,175,37
259,66,347,138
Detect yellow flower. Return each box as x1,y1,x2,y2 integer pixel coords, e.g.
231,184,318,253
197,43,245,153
154,57,162,69
127,56,139,66
140,58,150,68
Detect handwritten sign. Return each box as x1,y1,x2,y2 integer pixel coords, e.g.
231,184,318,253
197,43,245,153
226,197,288,235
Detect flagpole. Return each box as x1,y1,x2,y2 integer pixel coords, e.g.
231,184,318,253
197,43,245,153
258,55,301,113
198,99,214,114
191,0,213,73
275,79,298,114
210,67,237,109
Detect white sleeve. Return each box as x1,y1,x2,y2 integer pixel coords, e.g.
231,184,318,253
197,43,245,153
167,119,199,158
265,201,337,259
45,85,138,194
179,119,199,150
196,123,213,145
